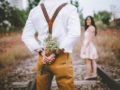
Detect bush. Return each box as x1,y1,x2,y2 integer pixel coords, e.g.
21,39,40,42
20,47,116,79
0,0,27,34
109,22,120,30
96,20,107,30
94,11,112,25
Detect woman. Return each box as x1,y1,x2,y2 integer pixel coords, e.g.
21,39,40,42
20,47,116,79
80,16,98,80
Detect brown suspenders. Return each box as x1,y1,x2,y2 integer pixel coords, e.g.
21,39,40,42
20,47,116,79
40,3,67,34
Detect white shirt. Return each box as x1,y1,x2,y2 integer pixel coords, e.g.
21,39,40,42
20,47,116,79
22,0,81,54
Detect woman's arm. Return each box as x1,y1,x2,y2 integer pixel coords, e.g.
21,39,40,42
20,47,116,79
85,26,95,47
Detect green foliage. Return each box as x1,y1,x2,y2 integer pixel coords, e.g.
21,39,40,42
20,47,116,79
74,0,79,9
94,11,112,25
0,0,27,34
70,0,79,12
80,14,84,26
93,11,120,30
28,0,40,11
109,22,120,30
70,0,84,26
95,20,107,30
8,9,27,29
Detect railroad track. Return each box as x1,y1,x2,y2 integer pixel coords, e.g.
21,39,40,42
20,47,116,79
2,57,120,90
30,66,120,90
97,66,120,90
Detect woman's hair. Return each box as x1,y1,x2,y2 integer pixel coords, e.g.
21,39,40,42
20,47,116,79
85,16,97,36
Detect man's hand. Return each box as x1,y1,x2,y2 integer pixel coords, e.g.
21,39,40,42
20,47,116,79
35,49,56,64
41,51,56,64
47,53,56,64
34,49,48,64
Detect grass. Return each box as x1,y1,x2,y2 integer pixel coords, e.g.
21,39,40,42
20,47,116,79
96,29,120,66
73,28,120,67
0,33,32,80
0,28,120,80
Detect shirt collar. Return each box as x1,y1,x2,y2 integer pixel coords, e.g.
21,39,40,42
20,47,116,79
39,0,70,4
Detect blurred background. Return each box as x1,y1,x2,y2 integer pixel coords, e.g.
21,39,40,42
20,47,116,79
0,0,120,90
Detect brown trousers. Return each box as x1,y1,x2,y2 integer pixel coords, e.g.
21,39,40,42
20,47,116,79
36,53,75,90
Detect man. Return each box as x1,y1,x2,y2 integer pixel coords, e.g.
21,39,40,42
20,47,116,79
22,0,81,90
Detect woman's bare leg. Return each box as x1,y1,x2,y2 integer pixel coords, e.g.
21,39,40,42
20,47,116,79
85,59,92,79
91,60,97,76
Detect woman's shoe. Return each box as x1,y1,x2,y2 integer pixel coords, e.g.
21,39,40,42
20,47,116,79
84,76,92,80
91,73,97,78
84,74,97,80
85,76,97,80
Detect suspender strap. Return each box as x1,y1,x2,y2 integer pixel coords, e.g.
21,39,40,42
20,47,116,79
41,4,50,25
40,3,67,34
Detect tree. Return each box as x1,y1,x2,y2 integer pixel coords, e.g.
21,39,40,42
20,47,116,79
70,0,84,26
0,0,27,34
94,11,112,25
70,0,79,13
70,0,73,4
28,0,40,11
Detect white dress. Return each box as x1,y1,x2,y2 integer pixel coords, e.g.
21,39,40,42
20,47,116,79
80,28,98,59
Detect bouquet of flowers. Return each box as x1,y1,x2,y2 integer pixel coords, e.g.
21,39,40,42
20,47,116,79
44,34,59,56
40,34,59,75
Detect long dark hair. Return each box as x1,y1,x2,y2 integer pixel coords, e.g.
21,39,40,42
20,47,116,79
85,16,97,36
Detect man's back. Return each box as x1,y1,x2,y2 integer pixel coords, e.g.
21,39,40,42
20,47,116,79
22,0,80,53
22,0,81,90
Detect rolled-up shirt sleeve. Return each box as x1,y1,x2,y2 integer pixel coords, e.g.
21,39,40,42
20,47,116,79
21,10,41,54
59,7,81,53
